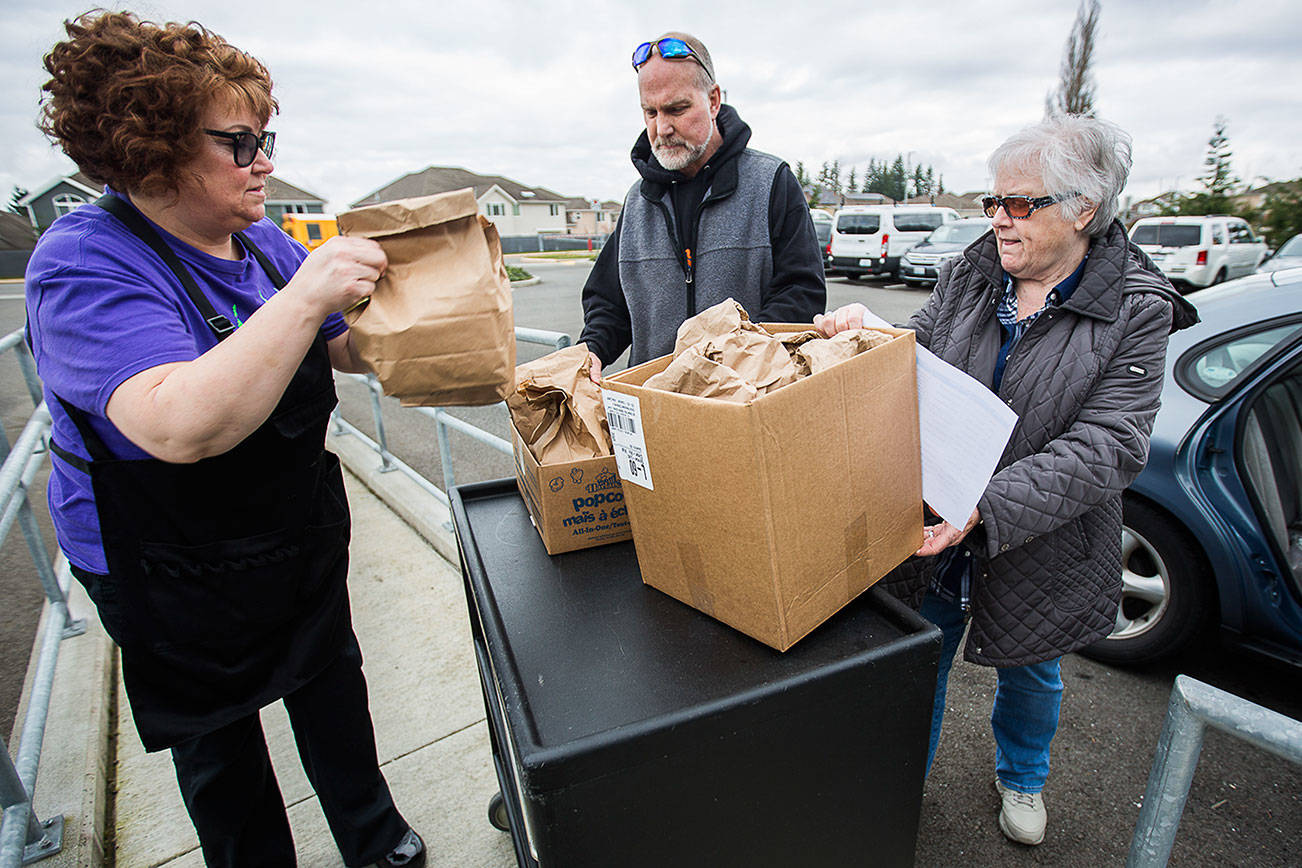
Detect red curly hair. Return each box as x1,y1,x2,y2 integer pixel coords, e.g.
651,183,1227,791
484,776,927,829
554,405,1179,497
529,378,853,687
39,10,278,197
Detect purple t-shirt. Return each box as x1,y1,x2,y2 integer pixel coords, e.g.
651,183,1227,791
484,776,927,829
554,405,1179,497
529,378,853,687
25,192,348,573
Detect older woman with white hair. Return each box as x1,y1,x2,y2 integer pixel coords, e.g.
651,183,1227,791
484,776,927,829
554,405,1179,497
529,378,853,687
816,115,1197,846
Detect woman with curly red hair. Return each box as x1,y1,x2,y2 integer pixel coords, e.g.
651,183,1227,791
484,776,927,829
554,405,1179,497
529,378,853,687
26,11,424,867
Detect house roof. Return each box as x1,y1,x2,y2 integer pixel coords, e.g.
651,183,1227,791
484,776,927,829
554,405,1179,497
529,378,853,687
905,192,983,210
0,212,40,250
17,171,102,206
265,176,326,202
351,166,568,208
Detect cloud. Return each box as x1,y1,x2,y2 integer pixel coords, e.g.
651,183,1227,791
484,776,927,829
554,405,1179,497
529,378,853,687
3,0,1301,215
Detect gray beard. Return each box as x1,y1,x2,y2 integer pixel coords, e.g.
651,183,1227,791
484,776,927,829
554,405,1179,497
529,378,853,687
652,128,711,172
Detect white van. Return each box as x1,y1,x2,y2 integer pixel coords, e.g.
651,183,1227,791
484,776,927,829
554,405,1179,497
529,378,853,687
1129,215,1267,289
829,205,959,279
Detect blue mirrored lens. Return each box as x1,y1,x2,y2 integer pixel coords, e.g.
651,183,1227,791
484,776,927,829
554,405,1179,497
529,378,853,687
656,38,693,59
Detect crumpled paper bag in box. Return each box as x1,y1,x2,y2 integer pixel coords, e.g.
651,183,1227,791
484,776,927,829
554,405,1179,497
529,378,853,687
337,188,514,407
643,346,760,403
795,329,893,375
507,343,612,464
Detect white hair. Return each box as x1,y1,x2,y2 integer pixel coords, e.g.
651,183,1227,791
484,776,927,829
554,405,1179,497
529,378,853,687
988,115,1133,236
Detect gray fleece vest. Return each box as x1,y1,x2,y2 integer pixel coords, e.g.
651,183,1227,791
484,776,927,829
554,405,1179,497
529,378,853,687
618,149,782,365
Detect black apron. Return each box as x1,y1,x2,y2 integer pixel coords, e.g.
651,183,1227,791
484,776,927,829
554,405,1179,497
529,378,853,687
50,195,353,751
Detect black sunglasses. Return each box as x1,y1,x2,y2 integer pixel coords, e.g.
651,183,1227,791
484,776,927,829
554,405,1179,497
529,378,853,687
982,192,1080,220
631,38,712,80
204,129,276,167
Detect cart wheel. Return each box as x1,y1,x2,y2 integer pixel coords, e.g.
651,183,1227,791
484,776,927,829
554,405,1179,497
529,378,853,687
488,792,510,832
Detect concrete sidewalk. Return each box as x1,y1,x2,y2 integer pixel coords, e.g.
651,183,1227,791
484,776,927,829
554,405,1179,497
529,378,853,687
22,431,516,867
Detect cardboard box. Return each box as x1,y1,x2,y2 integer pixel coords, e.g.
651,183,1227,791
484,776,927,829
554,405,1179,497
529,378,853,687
512,422,632,555
601,325,923,651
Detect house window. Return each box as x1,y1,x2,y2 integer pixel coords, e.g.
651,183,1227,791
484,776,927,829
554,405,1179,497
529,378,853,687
512,204,520,216
486,203,506,216
549,204,560,216
52,193,87,217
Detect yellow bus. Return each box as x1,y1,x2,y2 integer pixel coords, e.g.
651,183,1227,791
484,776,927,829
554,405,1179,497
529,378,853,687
281,214,338,250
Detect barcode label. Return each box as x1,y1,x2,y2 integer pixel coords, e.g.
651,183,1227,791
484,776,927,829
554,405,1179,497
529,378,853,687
607,408,638,435
601,389,653,490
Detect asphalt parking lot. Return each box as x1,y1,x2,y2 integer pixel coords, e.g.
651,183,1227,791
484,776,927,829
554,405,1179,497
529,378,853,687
3,267,1299,866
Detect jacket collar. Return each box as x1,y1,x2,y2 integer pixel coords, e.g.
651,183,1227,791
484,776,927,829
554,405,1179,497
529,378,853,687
965,219,1199,332
634,104,751,203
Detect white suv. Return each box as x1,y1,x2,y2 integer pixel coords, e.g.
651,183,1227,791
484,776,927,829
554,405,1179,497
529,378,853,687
828,205,959,279
1129,215,1267,289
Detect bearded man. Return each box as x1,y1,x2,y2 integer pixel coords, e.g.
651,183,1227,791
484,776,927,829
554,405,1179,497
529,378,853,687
580,32,825,378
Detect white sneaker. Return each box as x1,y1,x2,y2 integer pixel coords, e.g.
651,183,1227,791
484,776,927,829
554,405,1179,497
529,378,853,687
995,779,1046,845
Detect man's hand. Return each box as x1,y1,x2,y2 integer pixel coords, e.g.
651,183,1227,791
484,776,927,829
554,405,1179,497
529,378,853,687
587,352,604,384
812,303,869,338
916,507,981,557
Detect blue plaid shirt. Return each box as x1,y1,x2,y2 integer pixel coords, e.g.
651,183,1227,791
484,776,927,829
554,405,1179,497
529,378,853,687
929,254,1089,610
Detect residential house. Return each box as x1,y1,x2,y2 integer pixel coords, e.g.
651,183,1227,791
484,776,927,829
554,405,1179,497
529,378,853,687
262,177,328,225
352,166,570,236
905,192,986,218
804,186,890,209
17,172,103,231
18,172,326,231
1,211,41,278
562,197,621,236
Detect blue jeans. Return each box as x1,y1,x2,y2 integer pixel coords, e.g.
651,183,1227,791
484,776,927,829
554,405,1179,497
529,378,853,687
920,592,1063,793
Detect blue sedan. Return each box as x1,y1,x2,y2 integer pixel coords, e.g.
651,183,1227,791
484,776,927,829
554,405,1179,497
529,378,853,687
1083,268,1302,666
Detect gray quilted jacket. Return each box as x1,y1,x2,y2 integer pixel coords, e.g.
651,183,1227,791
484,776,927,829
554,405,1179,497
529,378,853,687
884,220,1199,667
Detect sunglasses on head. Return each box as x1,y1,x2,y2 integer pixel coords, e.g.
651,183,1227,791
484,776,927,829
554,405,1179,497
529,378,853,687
631,38,712,79
204,129,276,168
982,191,1080,219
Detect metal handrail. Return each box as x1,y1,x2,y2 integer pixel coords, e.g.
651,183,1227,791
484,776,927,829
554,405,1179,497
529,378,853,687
331,327,573,520
0,329,82,866
1126,675,1302,867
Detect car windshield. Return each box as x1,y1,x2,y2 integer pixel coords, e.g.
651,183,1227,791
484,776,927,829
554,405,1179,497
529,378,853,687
815,222,832,245
927,222,990,244
1276,236,1302,257
893,213,947,232
1131,224,1203,247
1183,320,1302,397
837,214,880,234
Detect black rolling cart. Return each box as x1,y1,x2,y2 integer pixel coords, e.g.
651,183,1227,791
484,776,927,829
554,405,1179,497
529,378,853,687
450,479,941,868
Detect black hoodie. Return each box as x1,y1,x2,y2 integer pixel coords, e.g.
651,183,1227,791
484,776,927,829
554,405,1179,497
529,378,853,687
580,105,825,367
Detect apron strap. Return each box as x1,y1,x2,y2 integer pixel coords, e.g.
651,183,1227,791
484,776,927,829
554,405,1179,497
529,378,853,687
235,231,288,290
94,194,236,341
48,392,114,467
52,195,295,469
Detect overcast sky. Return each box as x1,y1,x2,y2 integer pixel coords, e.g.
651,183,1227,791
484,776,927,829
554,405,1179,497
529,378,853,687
4,0,1301,214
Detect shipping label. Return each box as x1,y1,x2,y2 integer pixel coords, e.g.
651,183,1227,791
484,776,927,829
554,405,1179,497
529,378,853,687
601,389,653,490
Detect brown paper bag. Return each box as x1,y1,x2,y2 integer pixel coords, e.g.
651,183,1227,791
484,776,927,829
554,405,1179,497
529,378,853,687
507,343,612,464
644,346,760,403
337,188,514,406
796,329,893,375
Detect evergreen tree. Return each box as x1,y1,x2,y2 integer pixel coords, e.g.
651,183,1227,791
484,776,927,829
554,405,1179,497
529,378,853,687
1199,116,1238,201
846,167,857,194
8,186,27,215
794,162,808,187
937,174,945,195
912,165,929,199
888,155,907,202
1045,0,1099,117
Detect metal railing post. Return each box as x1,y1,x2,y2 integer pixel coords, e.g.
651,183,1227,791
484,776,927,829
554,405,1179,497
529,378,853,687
364,374,395,472
1126,675,1302,867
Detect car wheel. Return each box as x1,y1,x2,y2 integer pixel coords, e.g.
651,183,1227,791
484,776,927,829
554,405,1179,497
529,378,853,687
1080,497,1214,665
1211,267,1227,285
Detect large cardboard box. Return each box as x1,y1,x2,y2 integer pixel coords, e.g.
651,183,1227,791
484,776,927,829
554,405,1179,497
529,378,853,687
512,422,632,555
601,325,923,651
